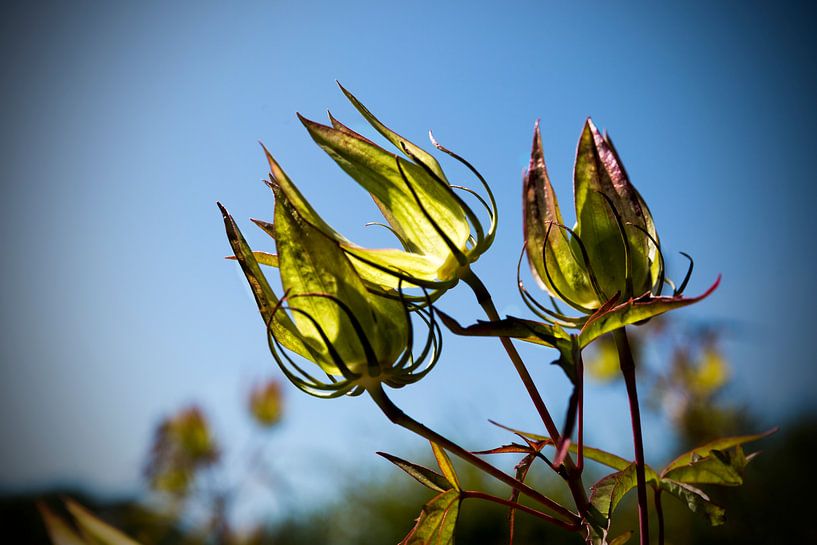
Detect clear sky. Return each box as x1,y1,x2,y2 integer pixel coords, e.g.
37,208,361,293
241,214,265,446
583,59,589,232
1,0,815,518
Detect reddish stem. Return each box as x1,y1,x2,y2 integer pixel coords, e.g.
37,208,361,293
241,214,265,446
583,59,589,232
613,327,650,545
462,490,581,532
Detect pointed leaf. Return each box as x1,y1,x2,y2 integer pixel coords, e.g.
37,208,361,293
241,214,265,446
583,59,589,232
378,451,452,493
590,463,639,518
578,277,721,348
472,443,533,456
487,420,660,480
437,312,571,348
662,447,747,486
399,489,461,545
659,479,726,526
662,428,776,474
65,500,144,545
431,442,460,491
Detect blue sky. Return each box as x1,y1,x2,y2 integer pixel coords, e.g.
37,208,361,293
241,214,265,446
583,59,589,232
1,0,815,518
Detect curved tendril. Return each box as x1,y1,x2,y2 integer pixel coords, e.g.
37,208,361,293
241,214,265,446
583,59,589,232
395,157,468,266
404,307,438,374
626,222,665,297
364,221,410,251
266,293,331,386
347,385,366,397
429,131,498,252
663,277,677,293
552,222,609,305
676,252,694,296
595,191,633,299
289,292,381,377
451,184,494,226
416,287,442,373
541,223,596,314
284,305,359,381
398,286,441,377
264,297,359,398
515,243,581,327
398,142,485,255
389,280,416,374
266,329,354,398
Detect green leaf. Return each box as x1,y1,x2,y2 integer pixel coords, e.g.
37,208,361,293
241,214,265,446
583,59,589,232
524,121,597,309
661,428,776,474
662,447,747,486
431,442,460,491
399,489,461,545
378,451,453,493
299,114,470,265
578,277,721,348
65,500,144,545
578,445,633,473
590,463,639,518
660,479,726,526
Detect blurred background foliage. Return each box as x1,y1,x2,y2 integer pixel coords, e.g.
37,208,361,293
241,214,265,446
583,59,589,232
4,316,814,544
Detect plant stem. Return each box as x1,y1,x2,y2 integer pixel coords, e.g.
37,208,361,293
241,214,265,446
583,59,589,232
460,267,560,442
613,327,650,545
367,383,579,526
654,488,665,545
461,490,579,532
460,267,592,519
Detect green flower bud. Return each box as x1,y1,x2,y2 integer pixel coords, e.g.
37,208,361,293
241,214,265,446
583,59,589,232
289,83,497,296
219,172,441,398
524,119,662,312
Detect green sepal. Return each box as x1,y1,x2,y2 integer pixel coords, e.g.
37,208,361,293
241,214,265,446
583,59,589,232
272,181,408,375
262,144,447,291
574,120,654,298
399,489,461,545
337,82,448,183
378,451,453,493
218,202,315,361
578,277,721,348
524,121,597,308
299,114,470,265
